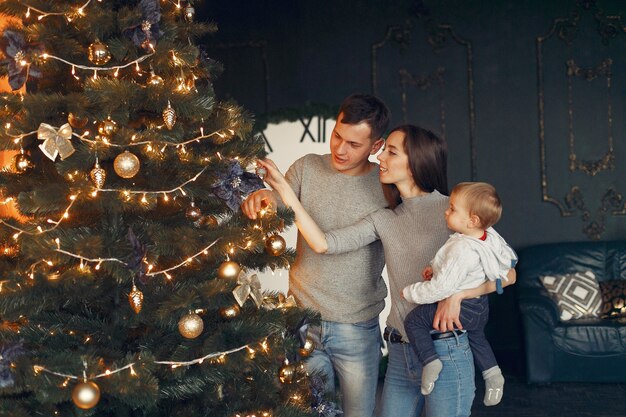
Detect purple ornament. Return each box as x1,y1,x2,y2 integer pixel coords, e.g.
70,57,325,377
211,160,264,211
123,0,162,50
0,30,43,90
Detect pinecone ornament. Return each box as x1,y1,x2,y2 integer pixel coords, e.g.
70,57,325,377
89,159,106,189
162,101,176,130
128,285,144,314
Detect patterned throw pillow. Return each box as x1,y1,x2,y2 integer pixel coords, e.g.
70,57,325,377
539,270,602,321
599,280,626,319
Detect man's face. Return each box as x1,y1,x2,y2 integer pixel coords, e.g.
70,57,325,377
329,112,382,176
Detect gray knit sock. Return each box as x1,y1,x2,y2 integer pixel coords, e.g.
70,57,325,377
482,366,505,406
421,359,443,395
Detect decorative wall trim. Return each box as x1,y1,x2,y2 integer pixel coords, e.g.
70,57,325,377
566,58,614,176
536,0,625,239
372,8,477,179
399,67,445,137
565,186,626,240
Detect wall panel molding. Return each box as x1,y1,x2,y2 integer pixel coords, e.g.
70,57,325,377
536,0,625,239
371,8,477,179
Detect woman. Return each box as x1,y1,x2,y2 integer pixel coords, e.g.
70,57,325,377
259,125,513,417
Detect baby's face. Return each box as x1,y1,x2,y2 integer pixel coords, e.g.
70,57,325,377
444,193,473,235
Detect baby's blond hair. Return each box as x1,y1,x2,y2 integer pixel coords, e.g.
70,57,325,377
451,182,502,229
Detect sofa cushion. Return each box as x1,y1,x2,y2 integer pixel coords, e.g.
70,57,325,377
553,321,626,356
540,270,602,321
599,280,626,319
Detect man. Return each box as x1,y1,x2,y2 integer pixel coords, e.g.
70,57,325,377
242,94,390,417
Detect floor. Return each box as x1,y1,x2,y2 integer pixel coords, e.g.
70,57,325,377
470,374,626,417
373,370,626,417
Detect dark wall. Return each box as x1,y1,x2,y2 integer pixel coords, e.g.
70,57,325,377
199,0,626,249
198,0,626,367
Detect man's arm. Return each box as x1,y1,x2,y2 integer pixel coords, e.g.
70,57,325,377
432,268,516,331
242,158,303,219
241,189,279,220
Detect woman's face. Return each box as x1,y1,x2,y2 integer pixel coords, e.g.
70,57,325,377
377,131,413,186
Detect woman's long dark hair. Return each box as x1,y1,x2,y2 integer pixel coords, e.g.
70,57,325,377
382,125,448,209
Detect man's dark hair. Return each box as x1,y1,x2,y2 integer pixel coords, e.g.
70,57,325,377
338,94,390,140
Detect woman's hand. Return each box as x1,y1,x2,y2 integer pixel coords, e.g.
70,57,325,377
257,159,288,193
257,159,328,253
433,292,463,331
256,159,300,209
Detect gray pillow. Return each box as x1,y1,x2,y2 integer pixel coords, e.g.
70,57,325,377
539,270,602,321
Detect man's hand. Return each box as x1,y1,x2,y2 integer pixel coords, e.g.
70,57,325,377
433,293,463,332
422,266,433,281
241,189,277,220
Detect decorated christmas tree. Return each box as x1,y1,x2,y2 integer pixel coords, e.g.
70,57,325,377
0,1,319,416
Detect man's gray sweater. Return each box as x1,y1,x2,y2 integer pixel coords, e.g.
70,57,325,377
286,154,387,323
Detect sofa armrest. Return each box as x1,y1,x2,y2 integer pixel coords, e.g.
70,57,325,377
518,287,560,328
518,287,560,383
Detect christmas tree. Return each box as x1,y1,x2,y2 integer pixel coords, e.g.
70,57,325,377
0,1,318,416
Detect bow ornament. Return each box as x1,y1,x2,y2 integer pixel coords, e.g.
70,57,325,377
38,123,75,161
232,271,263,308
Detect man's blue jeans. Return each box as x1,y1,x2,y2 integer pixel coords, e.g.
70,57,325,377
379,329,475,417
306,316,382,417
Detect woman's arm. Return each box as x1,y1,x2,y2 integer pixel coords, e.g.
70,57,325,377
432,268,516,331
257,159,328,253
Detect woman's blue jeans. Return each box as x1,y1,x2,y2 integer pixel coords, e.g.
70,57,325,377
379,329,475,417
305,316,382,417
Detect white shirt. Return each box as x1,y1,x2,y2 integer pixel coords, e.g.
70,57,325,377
402,227,517,305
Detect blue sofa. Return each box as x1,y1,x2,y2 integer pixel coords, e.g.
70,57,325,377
516,240,626,383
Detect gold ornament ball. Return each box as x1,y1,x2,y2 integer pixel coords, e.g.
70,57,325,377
68,113,89,129
185,204,202,221
88,40,111,66
128,285,144,314
89,161,106,189
178,313,204,339
72,381,101,409
278,363,296,384
217,260,241,279
12,153,33,174
113,151,141,179
265,234,286,256
98,119,117,137
219,304,240,319
299,337,315,357
147,73,164,86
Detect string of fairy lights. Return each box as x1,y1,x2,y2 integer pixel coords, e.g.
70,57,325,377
0,195,78,238
51,236,221,279
5,125,236,155
33,336,267,378
22,0,97,22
